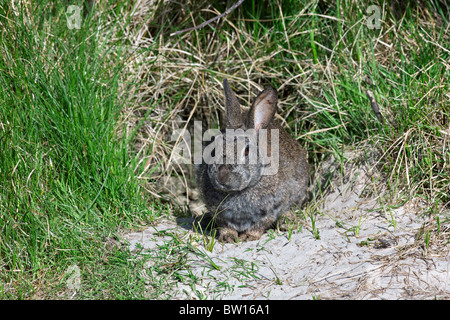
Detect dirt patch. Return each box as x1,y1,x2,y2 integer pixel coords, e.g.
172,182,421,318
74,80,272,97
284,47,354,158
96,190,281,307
124,149,450,299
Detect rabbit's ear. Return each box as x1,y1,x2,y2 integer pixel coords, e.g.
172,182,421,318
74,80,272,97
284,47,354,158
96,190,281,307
249,86,278,131
223,79,243,129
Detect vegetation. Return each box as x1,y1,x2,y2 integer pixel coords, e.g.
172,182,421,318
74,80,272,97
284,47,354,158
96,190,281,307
0,0,448,299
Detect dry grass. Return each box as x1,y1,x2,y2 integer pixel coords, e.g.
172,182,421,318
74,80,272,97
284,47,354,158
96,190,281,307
101,0,448,215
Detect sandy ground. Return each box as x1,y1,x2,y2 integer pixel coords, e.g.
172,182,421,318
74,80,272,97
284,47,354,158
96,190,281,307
124,151,450,299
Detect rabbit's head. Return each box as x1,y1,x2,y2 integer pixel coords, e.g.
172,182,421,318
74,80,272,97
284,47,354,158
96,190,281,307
205,79,278,192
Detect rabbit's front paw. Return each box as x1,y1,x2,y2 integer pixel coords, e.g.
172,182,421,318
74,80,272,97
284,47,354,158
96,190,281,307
238,229,264,242
218,227,239,243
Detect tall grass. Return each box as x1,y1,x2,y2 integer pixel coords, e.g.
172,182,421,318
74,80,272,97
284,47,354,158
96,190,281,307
0,1,154,298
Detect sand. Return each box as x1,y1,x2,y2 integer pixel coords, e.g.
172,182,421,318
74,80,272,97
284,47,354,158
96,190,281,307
124,150,450,299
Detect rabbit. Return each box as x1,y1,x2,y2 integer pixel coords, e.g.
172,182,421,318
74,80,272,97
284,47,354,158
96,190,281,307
195,79,309,242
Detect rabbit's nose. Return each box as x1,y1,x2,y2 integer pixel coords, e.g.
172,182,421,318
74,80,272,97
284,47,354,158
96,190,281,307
217,164,229,183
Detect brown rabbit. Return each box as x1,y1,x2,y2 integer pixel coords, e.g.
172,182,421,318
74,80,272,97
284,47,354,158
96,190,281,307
196,79,309,242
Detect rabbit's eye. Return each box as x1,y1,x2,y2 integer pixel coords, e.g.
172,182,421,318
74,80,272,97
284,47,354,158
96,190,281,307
244,145,250,157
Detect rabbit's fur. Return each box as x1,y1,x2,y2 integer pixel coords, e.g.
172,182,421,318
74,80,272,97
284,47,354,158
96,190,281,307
196,79,309,242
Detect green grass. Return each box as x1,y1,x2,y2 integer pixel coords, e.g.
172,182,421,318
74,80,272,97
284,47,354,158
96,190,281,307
0,1,155,298
0,0,449,299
